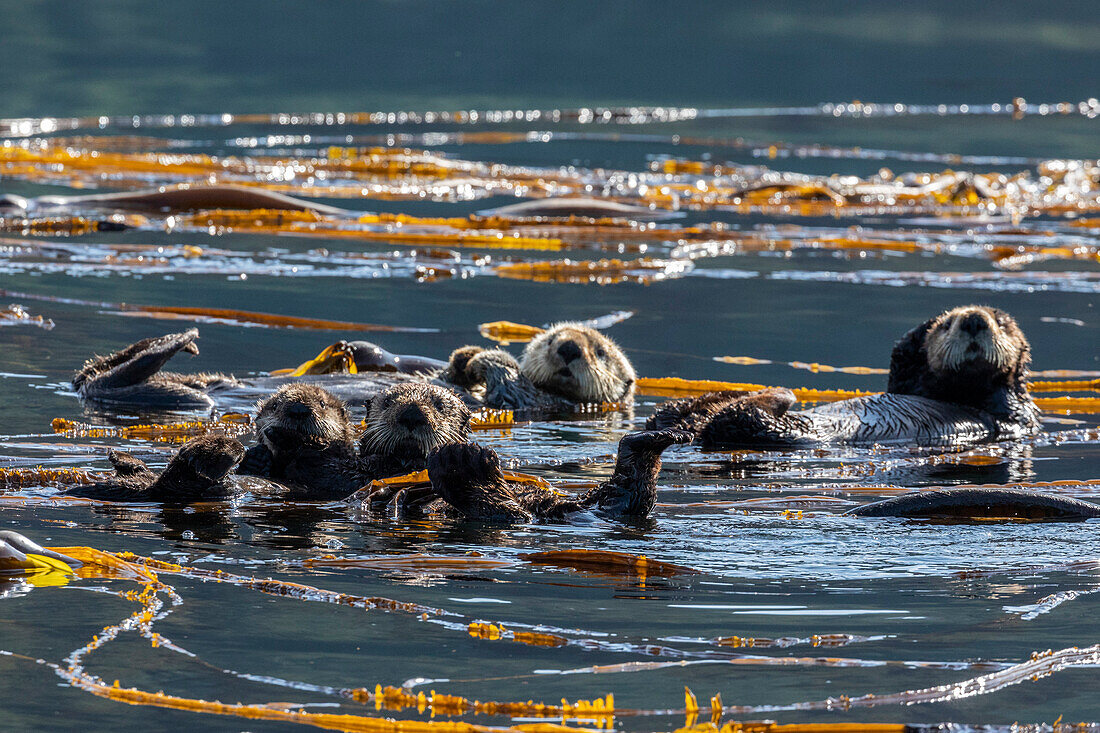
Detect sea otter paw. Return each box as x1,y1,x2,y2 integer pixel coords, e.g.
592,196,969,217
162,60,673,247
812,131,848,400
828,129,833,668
619,428,694,456
428,442,503,486
367,484,439,516
237,444,274,477
260,424,303,452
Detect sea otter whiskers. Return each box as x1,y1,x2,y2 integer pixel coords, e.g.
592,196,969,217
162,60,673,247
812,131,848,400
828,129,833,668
442,323,635,411
367,429,691,522
237,383,363,500
650,306,1040,448
359,383,472,479
65,435,245,503
72,329,241,409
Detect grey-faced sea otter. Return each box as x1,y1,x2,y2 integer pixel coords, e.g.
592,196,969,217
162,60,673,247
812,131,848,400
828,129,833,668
649,306,1041,448
65,434,245,503
440,323,636,412
72,329,241,409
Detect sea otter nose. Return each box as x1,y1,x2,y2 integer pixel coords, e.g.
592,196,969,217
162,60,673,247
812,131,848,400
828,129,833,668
286,402,311,419
556,341,583,364
397,404,427,430
959,312,988,335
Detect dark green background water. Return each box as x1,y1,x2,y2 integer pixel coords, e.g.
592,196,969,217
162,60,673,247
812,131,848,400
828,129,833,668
1,3,1099,731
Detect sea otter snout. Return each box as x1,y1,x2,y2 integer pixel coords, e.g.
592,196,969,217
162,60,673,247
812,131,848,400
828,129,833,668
520,323,636,404
924,305,1023,374
362,382,471,457
254,383,352,447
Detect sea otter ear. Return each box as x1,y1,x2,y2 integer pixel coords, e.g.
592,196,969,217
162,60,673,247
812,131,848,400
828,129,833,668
887,318,936,395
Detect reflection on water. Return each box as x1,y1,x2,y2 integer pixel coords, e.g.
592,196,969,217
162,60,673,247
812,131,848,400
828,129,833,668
3,5,1100,730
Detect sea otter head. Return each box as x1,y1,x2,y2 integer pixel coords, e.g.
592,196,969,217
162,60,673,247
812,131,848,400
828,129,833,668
923,306,1029,378
361,382,471,458
889,305,1031,406
168,434,246,486
254,383,353,448
520,323,636,404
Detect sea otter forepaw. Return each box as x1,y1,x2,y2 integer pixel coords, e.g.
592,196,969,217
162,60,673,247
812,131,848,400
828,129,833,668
367,484,439,516
619,429,693,455
428,442,502,486
237,444,274,477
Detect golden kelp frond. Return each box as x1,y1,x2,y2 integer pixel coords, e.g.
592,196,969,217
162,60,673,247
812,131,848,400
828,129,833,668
0,466,96,489
470,409,515,430
51,414,252,443
368,683,611,720
1034,396,1100,413
466,622,571,649
494,258,689,285
478,320,546,344
272,342,359,377
0,303,54,329
635,377,871,403
1030,377,1100,393
521,549,698,577
176,208,328,228
714,355,888,375
7,140,1100,219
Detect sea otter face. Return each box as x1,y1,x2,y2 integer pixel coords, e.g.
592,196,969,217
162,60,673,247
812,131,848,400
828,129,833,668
520,323,636,403
174,435,246,484
923,306,1027,376
254,383,352,448
361,383,471,457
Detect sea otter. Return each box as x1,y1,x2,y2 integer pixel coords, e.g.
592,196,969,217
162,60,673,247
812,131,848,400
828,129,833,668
65,435,245,503
237,382,471,500
366,429,691,522
846,488,1100,522
440,323,636,411
72,329,241,409
359,382,472,479
648,306,1041,448
236,383,363,500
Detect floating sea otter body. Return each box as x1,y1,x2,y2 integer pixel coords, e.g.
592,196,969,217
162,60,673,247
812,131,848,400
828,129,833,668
650,306,1041,448
72,329,242,409
439,322,637,412
237,382,471,500
846,487,1100,522
65,435,245,503
365,429,691,522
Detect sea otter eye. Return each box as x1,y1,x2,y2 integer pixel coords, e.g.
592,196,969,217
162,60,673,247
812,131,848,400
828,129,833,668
596,347,607,358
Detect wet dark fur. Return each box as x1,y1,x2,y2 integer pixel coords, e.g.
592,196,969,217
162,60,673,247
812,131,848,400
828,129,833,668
72,329,240,409
649,306,1040,448
359,382,471,480
66,435,245,503
370,430,690,522
846,488,1100,522
237,383,363,500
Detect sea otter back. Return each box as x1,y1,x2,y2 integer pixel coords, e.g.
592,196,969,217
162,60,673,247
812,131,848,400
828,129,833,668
847,488,1100,521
